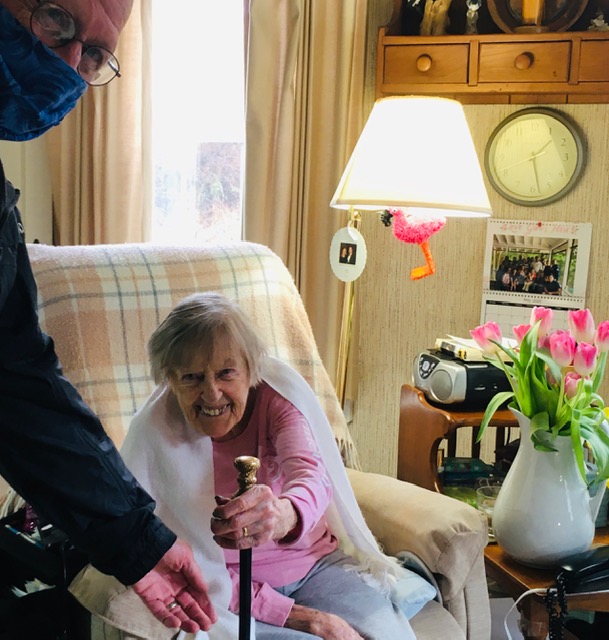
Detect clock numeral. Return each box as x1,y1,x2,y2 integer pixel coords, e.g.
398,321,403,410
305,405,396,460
560,137,566,146
564,153,569,162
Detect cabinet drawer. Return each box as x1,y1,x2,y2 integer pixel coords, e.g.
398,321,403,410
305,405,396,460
580,41,609,81
383,44,469,85
478,42,570,83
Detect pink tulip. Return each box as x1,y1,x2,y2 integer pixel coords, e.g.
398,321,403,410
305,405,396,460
530,307,553,338
596,321,609,353
470,322,502,353
513,324,531,345
568,309,596,344
549,331,576,368
573,342,598,377
564,372,582,399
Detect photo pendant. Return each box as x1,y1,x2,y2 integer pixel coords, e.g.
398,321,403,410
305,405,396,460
330,226,367,282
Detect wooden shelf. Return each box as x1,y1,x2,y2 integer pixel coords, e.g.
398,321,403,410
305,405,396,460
377,28,609,104
397,384,518,493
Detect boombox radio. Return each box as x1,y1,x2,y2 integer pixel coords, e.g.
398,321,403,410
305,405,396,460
413,349,510,409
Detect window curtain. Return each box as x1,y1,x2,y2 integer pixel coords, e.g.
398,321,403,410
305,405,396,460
243,0,368,381
45,0,151,245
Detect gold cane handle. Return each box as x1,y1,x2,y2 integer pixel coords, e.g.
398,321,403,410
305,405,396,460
234,455,260,497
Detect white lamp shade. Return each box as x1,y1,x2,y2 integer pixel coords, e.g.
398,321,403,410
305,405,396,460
330,96,492,217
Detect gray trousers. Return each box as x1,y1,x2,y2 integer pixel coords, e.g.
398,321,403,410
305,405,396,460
255,550,413,639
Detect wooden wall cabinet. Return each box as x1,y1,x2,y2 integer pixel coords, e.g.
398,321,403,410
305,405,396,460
377,28,609,104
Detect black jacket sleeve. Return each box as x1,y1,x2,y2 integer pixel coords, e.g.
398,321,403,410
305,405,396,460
0,160,176,585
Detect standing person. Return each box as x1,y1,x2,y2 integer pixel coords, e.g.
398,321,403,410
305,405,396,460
0,0,216,633
551,259,560,280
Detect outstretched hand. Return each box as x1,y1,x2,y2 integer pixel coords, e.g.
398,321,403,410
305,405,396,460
132,538,217,633
211,485,298,549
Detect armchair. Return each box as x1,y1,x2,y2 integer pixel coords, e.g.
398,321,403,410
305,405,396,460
26,241,490,639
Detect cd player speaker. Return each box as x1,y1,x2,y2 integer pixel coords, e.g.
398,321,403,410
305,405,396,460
428,369,453,402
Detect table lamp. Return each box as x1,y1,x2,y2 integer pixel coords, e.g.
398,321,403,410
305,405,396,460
330,95,492,405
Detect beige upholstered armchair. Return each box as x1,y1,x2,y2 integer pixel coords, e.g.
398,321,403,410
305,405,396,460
27,241,490,639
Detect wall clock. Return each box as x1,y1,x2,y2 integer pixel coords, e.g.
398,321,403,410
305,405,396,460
484,108,585,207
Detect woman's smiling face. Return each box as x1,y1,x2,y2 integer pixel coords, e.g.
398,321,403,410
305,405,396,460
169,333,252,441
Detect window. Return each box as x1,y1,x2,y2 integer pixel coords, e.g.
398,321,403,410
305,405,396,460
150,1,244,243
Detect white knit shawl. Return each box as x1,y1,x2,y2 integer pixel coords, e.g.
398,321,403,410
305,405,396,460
121,357,428,639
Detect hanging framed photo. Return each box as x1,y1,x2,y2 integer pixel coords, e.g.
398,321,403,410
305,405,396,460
330,226,367,282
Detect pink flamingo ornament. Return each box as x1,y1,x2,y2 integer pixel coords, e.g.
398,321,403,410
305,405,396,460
382,208,446,280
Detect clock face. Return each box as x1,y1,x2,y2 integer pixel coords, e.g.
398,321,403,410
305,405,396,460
485,108,585,206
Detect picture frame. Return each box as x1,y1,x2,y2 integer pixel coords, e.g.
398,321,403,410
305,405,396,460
480,219,592,334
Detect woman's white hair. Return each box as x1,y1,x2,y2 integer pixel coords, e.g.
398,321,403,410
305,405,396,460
148,292,266,385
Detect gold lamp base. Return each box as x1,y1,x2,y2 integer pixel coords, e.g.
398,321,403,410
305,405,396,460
335,208,361,408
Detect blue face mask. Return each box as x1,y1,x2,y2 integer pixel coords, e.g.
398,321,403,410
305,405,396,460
0,5,86,142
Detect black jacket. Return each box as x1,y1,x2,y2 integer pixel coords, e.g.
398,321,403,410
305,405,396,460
0,159,175,585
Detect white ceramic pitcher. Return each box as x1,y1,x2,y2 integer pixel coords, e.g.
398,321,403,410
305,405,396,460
492,408,606,568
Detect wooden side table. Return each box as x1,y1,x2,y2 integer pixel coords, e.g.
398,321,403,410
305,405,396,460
398,384,518,492
485,528,609,640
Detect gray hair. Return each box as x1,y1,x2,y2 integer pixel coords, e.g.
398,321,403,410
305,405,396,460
148,292,266,385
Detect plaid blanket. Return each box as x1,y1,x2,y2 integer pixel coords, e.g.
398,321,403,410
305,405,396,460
28,241,358,467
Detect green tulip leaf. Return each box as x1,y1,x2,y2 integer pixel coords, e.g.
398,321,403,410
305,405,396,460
478,391,514,442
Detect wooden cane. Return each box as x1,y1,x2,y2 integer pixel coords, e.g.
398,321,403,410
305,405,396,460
234,455,260,640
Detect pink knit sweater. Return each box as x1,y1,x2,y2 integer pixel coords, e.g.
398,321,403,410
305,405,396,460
212,382,338,626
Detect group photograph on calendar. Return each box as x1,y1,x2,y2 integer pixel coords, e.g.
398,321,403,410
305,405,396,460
484,220,591,299
480,220,592,334
490,236,573,297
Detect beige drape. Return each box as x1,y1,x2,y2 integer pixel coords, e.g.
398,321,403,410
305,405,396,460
243,0,368,380
45,0,369,382
46,0,151,245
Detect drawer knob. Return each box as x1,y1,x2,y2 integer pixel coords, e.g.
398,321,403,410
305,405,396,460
514,52,534,70
416,54,433,72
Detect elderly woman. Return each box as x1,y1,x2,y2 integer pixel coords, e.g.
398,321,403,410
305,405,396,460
116,292,434,639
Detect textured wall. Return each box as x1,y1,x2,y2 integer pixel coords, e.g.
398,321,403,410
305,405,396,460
350,103,609,477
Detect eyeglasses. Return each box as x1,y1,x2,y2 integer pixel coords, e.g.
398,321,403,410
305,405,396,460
30,2,121,86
